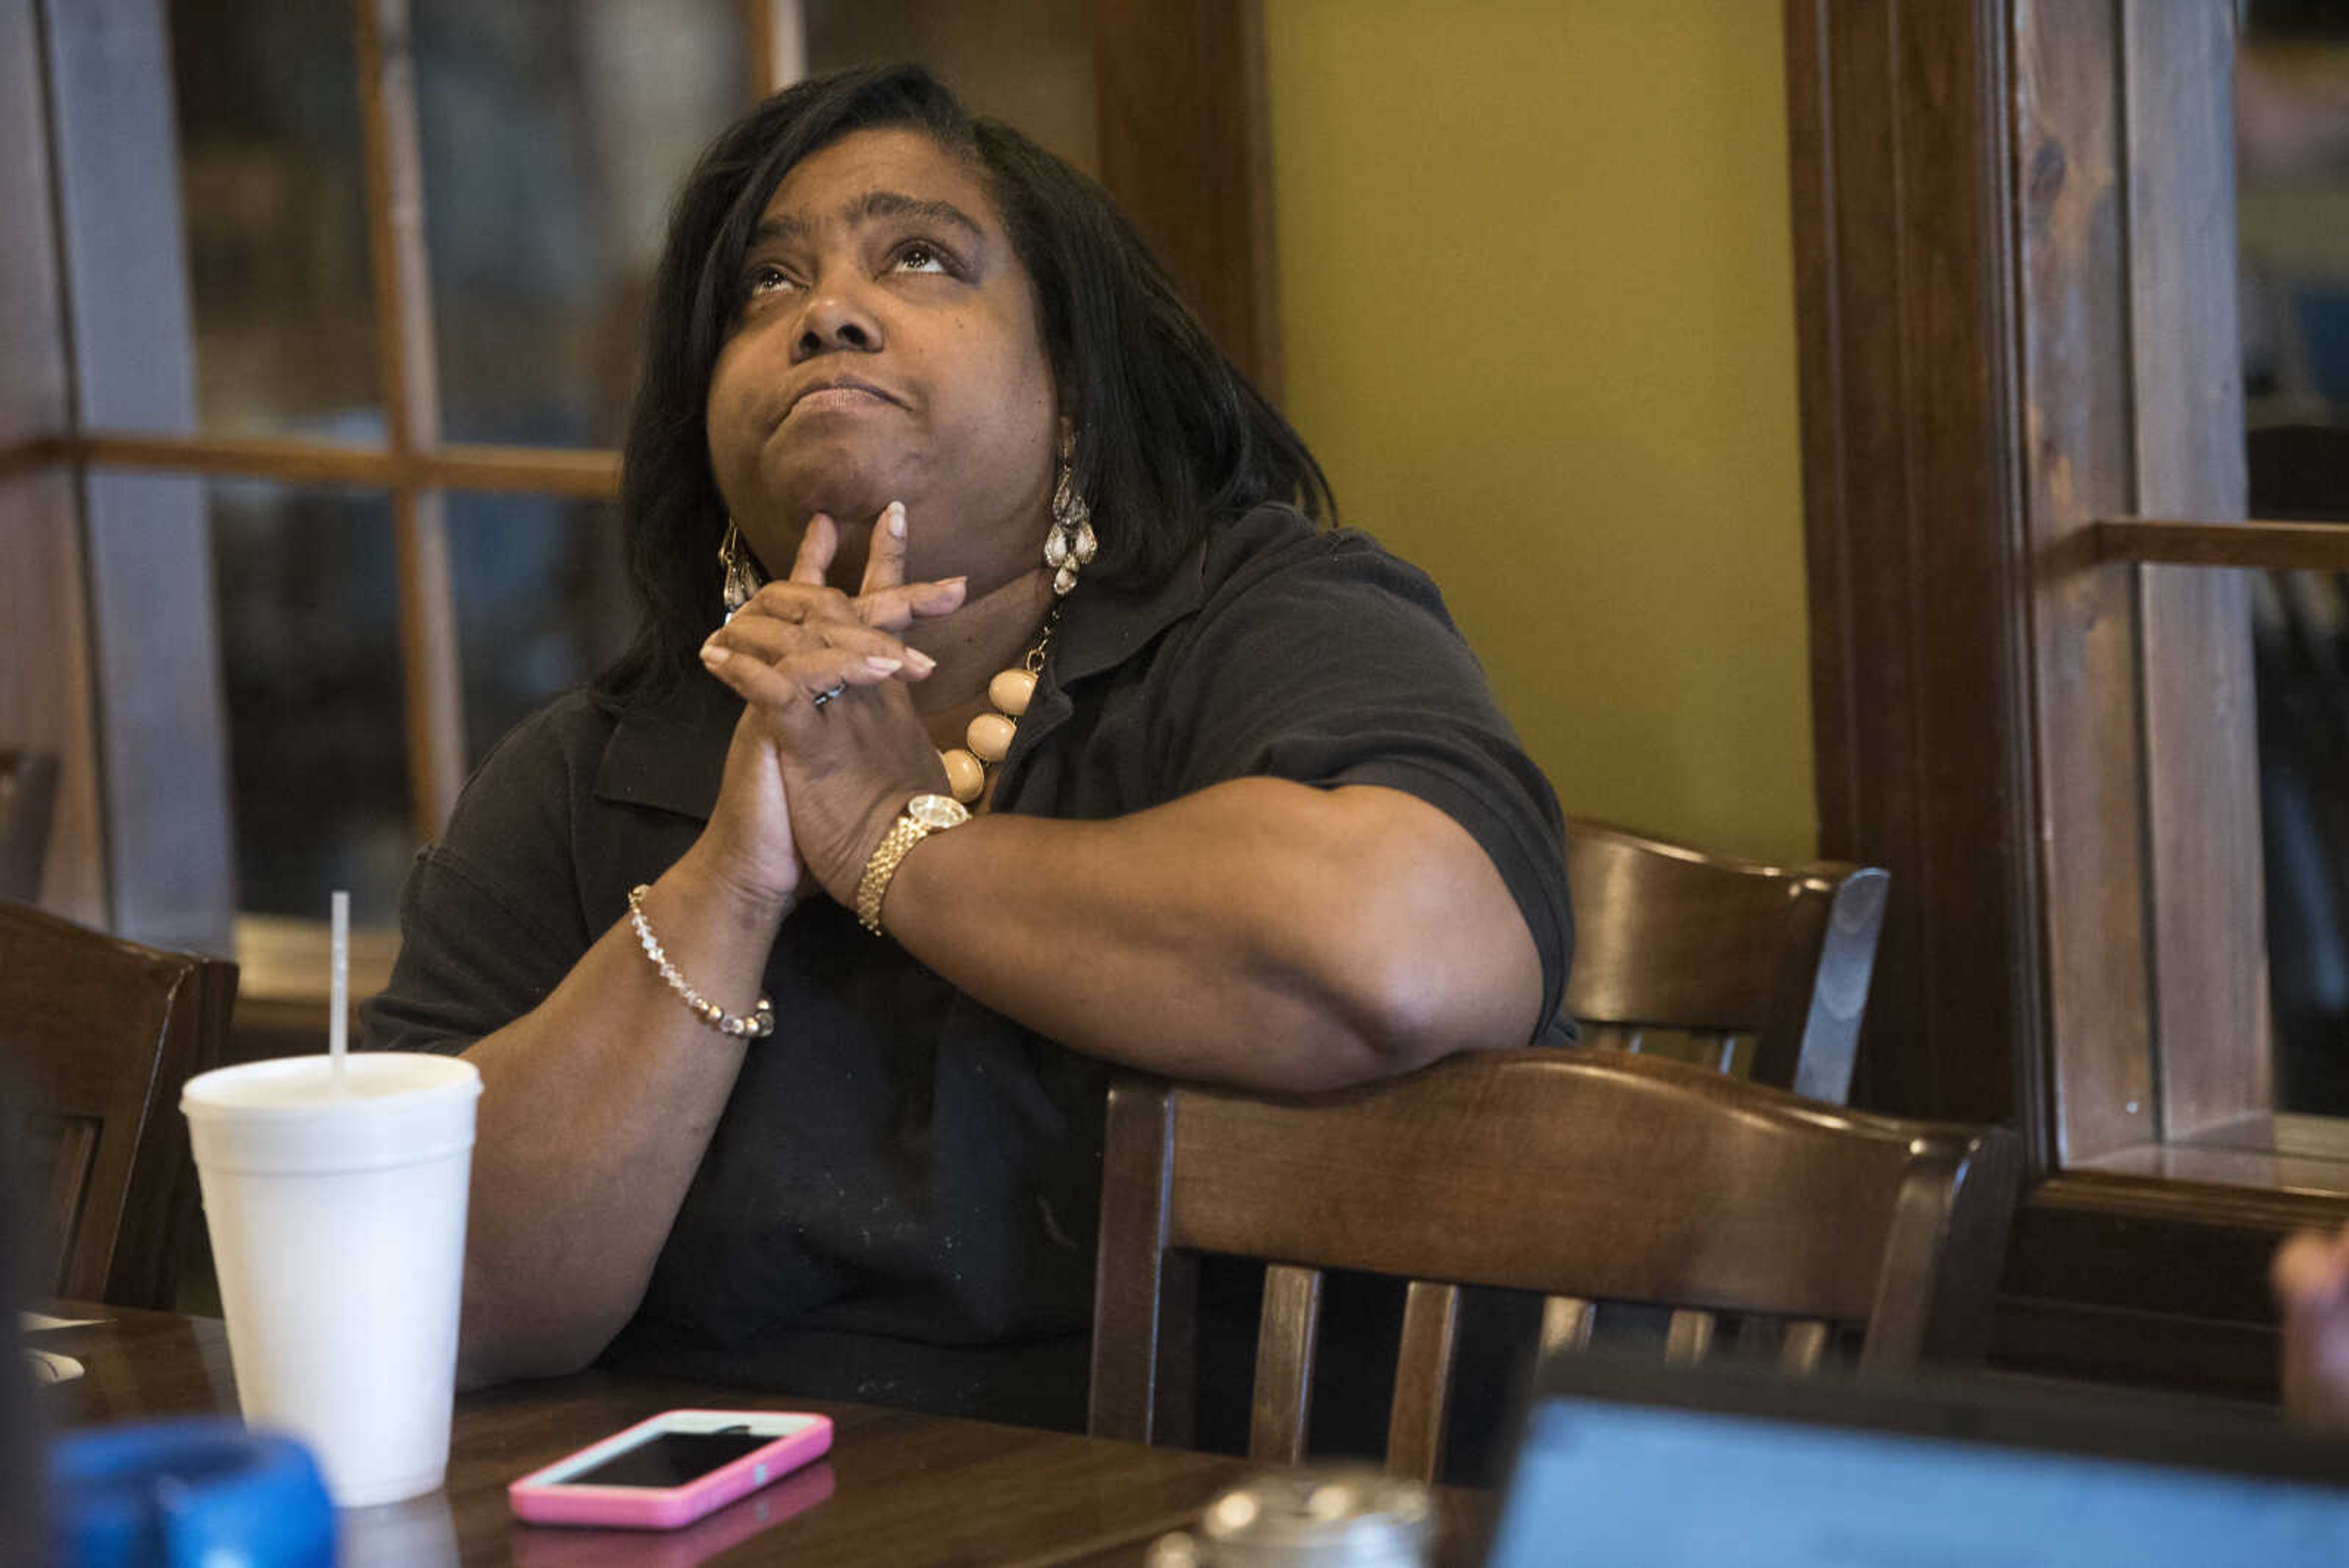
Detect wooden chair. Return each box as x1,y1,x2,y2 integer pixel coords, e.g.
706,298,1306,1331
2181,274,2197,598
1564,817,1888,1104
1088,1050,2021,1484
0,900,237,1309
0,749,60,902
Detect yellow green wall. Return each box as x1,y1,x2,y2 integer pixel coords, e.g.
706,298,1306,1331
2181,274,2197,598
1265,1,1816,864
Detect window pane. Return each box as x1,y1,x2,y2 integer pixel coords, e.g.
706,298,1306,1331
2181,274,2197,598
414,1,752,448
169,1,384,440
800,0,1098,176
207,481,412,922
2240,8,2349,1115
448,494,633,763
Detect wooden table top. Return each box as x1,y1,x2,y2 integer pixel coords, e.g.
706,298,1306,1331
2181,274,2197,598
35,1305,1493,1567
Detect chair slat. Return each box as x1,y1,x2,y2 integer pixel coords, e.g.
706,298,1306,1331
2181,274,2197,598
1581,1022,1638,1053
1250,1263,1324,1465
1385,1280,1461,1484
1780,1319,1832,1375
1538,1295,1597,1360
1707,1030,1738,1075
1665,1309,1717,1363
1088,1081,1189,1447
32,1118,98,1294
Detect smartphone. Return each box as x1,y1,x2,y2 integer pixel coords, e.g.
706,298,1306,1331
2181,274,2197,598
508,1409,834,1530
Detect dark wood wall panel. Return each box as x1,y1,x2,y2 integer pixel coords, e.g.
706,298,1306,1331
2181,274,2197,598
1783,0,2037,1132
1990,1171,2349,1401
1089,0,1282,401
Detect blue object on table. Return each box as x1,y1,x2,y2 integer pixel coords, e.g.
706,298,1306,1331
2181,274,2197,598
49,1418,336,1567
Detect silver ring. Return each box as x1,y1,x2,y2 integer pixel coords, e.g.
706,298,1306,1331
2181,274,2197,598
809,683,845,709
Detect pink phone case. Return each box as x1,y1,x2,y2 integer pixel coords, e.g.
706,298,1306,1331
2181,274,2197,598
508,1409,834,1530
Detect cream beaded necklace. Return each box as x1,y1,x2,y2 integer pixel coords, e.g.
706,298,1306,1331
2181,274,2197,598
936,601,1062,804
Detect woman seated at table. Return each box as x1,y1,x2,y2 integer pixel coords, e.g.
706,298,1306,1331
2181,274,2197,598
364,63,1572,1429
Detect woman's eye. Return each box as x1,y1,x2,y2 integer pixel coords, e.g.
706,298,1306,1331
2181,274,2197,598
893,242,950,275
746,264,796,297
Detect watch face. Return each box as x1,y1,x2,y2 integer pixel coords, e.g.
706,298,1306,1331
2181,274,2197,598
907,793,971,830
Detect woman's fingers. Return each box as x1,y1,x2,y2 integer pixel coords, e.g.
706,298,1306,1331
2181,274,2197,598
856,576,968,631
853,502,966,629
790,512,837,586
859,502,908,596
739,505,963,634
702,637,907,713
708,609,935,678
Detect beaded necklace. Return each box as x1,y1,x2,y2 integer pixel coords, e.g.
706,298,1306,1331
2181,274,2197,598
935,601,1063,805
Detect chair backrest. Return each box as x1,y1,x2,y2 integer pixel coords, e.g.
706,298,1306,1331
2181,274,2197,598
1563,817,1888,1103
0,901,237,1309
1089,1050,2021,1484
0,750,60,903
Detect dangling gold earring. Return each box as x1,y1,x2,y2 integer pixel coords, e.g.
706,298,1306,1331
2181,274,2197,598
1043,428,1096,596
719,520,763,621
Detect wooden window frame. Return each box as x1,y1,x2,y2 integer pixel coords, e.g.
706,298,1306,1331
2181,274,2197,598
4,0,1280,1022
1789,0,2349,1399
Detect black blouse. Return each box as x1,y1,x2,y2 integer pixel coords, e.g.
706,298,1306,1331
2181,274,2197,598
362,505,1573,1430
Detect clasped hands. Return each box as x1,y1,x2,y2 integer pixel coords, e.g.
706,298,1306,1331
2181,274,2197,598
698,501,970,913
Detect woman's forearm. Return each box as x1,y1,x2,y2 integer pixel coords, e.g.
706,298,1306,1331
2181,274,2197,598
451,844,790,1386
879,779,1545,1093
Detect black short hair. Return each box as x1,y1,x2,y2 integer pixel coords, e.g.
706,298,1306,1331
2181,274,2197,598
598,62,1334,703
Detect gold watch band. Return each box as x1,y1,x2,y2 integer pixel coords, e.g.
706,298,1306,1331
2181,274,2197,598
855,814,930,934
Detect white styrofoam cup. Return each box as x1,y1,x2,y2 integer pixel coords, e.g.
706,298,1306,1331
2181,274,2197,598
183,1052,481,1507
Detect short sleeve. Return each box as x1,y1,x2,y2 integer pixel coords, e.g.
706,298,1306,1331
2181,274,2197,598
1152,518,1575,1038
360,705,600,1056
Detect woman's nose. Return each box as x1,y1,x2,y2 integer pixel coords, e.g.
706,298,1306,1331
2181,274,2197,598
793,282,882,358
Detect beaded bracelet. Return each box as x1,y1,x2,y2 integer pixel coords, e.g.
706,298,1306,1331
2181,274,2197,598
625,883,775,1039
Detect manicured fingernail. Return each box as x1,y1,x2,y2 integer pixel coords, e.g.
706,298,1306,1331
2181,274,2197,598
944,576,968,590
864,656,902,674
700,645,730,667
903,647,937,675
888,501,907,538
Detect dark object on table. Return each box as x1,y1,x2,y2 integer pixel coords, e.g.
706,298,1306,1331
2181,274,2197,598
0,902,237,1308
0,748,59,902
48,1418,333,1567
1,1104,45,1568
1562,817,1887,1104
1090,1049,2021,1484
1149,1467,1434,1567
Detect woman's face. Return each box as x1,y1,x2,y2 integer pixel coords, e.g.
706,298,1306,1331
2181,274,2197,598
705,127,1059,594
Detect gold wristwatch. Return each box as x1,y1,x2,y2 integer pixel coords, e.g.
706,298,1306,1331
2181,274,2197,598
855,792,971,934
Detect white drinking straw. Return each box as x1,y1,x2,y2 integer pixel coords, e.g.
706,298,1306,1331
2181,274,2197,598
330,889,350,1078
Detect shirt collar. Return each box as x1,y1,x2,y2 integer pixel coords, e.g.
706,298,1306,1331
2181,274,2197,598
593,675,738,821
590,529,1214,823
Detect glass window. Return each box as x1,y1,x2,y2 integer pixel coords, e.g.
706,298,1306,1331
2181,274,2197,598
413,0,752,448
447,492,632,764
168,0,384,440
206,480,412,921
2238,7,2349,1118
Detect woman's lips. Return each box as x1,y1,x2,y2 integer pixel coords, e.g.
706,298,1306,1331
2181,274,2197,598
786,384,896,418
